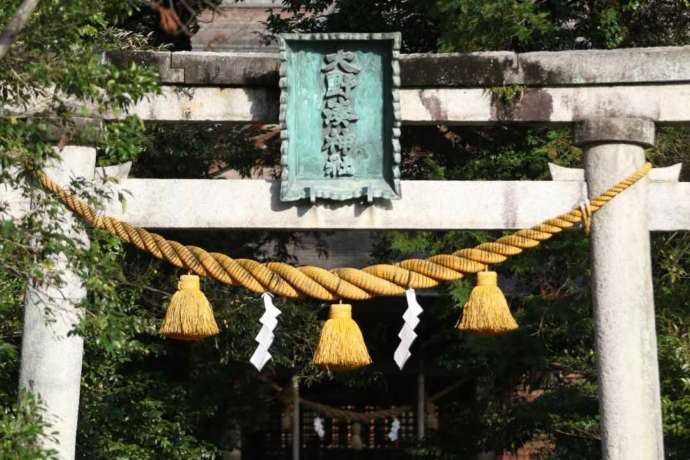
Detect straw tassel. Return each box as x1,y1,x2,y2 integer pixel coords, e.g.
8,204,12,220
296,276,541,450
456,271,518,335
160,274,219,340
313,303,371,371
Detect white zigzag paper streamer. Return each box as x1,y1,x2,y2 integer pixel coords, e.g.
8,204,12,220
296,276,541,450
250,293,281,371
388,417,401,441
393,289,423,370
314,416,325,439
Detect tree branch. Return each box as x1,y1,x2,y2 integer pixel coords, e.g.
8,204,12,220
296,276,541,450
0,0,41,61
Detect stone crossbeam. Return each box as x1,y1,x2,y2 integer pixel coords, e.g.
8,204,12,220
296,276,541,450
103,47,690,125
99,178,689,231
107,46,690,87
123,84,690,125
108,46,690,125
11,47,690,125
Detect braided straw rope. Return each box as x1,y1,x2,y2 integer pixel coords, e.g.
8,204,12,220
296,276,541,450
35,162,651,301
299,399,412,423
271,379,463,422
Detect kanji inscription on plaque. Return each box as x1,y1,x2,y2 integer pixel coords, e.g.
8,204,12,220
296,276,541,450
279,33,401,202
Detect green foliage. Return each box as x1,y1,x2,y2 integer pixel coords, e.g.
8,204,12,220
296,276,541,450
97,116,149,165
434,0,550,51
654,228,690,459
372,123,690,458
132,123,277,178
0,392,59,460
433,0,690,52
489,85,526,106
78,368,219,459
1,0,689,459
0,269,23,404
266,1,689,53
267,0,440,52
0,0,213,457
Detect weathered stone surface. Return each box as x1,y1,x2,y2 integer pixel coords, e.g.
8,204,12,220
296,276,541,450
106,45,690,87
30,46,690,126
121,84,690,125
574,117,656,147
583,127,664,459
18,146,96,460
648,182,690,230
103,178,690,231
97,161,132,180
127,86,279,122
401,52,517,87
549,163,682,182
402,46,690,87
105,51,184,83
107,51,280,87
402,86,690,125
1,168,28,220
172,52,280,86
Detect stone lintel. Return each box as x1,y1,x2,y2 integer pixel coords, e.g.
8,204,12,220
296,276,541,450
105,51,184,84
549,162,682,182
402,46,690,87
105,45,690,88
13,85,690,126
118,85,690,126
574,118,656,148
100,178,690,231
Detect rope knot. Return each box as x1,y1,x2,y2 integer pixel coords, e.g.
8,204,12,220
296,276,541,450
579,200,593,236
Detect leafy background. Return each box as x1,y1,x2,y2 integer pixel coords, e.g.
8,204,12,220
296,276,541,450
1,0,688,459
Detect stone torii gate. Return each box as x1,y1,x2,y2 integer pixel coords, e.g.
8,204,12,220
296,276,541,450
7,45,690,460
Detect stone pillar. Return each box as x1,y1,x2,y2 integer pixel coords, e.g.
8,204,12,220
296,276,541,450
416,371,425,440
291,376,300,460
222,422,242,460
574,118,664,460
18,146,96,460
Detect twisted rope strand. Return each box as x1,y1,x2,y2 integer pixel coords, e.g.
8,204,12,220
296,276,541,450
35,162,651,301
299,399,412,423
270,378,465,423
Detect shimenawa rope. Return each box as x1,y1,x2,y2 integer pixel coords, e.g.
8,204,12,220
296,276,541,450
269,379,465,423
34,162,652,301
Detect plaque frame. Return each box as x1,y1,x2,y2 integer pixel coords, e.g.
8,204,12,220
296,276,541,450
278,32,402,203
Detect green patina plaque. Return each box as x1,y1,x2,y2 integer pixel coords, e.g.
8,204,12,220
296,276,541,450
279,33,401,202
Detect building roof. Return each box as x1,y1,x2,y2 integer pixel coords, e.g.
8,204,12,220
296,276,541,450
191,0,282,52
